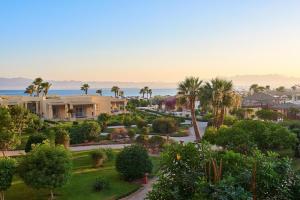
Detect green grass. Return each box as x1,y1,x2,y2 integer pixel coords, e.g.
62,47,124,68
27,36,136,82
6,150,159,200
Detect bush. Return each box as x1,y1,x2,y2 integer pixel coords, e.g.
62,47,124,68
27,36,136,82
123,115,133,127
70,121,101,144
54,127,70,148
19,144,72,200
93,177,110,192
127,128,136,140
202,126,218,144
152,117,177,134
97,113,110,130
103,148,114,161
135,134,149,146
148,135,166,151
136,118,147,129
116,145,152,181
140,126,149,135
0,158,16,200
25,133,47,153
90,149,107,167
223,115,238,126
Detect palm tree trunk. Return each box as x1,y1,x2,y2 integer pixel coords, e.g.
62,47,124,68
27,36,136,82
191,101,201,141
218,107,225,128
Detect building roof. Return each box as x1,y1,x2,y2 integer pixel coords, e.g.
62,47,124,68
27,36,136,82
272,102,300,110
244,92,276,101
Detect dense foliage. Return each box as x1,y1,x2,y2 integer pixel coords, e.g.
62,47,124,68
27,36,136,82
256,109,281,121
203,120,298,154
147,142,300,200
19,144,72,200
116,145,152,181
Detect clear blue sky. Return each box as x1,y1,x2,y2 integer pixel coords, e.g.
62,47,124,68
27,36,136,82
1,0,300,82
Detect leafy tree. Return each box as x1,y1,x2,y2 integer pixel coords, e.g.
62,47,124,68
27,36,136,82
116,145,152,181
70,121,100,144
19,144,72,200
9,105,31,135
80,83,90,95
0,158,16,200
178,77,203,141
54,127,70,148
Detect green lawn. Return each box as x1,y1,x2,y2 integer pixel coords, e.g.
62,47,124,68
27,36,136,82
6,150,159,200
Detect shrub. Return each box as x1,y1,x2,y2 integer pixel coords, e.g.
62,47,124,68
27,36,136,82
123,115,133,127
256,109,280,121
140,126,149,135
93,177,110,192
116,145,152,181
54,127,70,148
70,121,101,144
111,127,128,140
148,136,166,151
25,133,47,153
97,113,110,130
19,144,72,200
127,128,136,140
202,126,218,144
103,148,114,161
152,117,177,134
223,115,238,126
90,149,107,167
136,118,147,129
0,158,16,200
135,134,149,146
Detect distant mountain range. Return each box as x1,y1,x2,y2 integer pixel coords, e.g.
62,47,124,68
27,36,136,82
0,74,299,90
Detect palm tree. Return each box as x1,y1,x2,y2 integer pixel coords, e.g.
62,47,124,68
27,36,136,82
33,77,43,96
24,85,35,96
96,89,102,96
144,86,149,98
201,78,234,128
276,86,285,92
139,88,146,98
41,82,52,96
178,77,202,141
119,90,124,97
111,86,120,97
81,83,90,95
148,89,152,99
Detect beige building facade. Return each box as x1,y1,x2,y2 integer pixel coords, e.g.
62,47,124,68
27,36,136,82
0,95,127,121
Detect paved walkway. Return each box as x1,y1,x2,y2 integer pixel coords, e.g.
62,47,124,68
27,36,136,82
120,178,158,200
2,121,207,157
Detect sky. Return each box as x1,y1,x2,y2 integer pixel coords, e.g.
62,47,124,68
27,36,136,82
1,0,300,82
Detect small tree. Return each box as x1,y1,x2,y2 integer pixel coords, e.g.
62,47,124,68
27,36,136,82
116,145,152,181
90,149,107,167
152,117,177,134
0,158,16,200
97,113,110,130
19,144,72,200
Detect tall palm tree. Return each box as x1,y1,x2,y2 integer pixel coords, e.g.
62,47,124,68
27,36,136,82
201,78,234,128
81,83,90,95
33,77,43,96
119,90,124,97
111,86,120,97
148,89,152,99
144,86,149,98
24,85,35,96
178,77,202,141
96,89,102,96
41,82,52,96
139,88,146,98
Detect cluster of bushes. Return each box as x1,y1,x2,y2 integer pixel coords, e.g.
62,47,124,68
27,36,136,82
147,142,300,200
203,120,298,154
